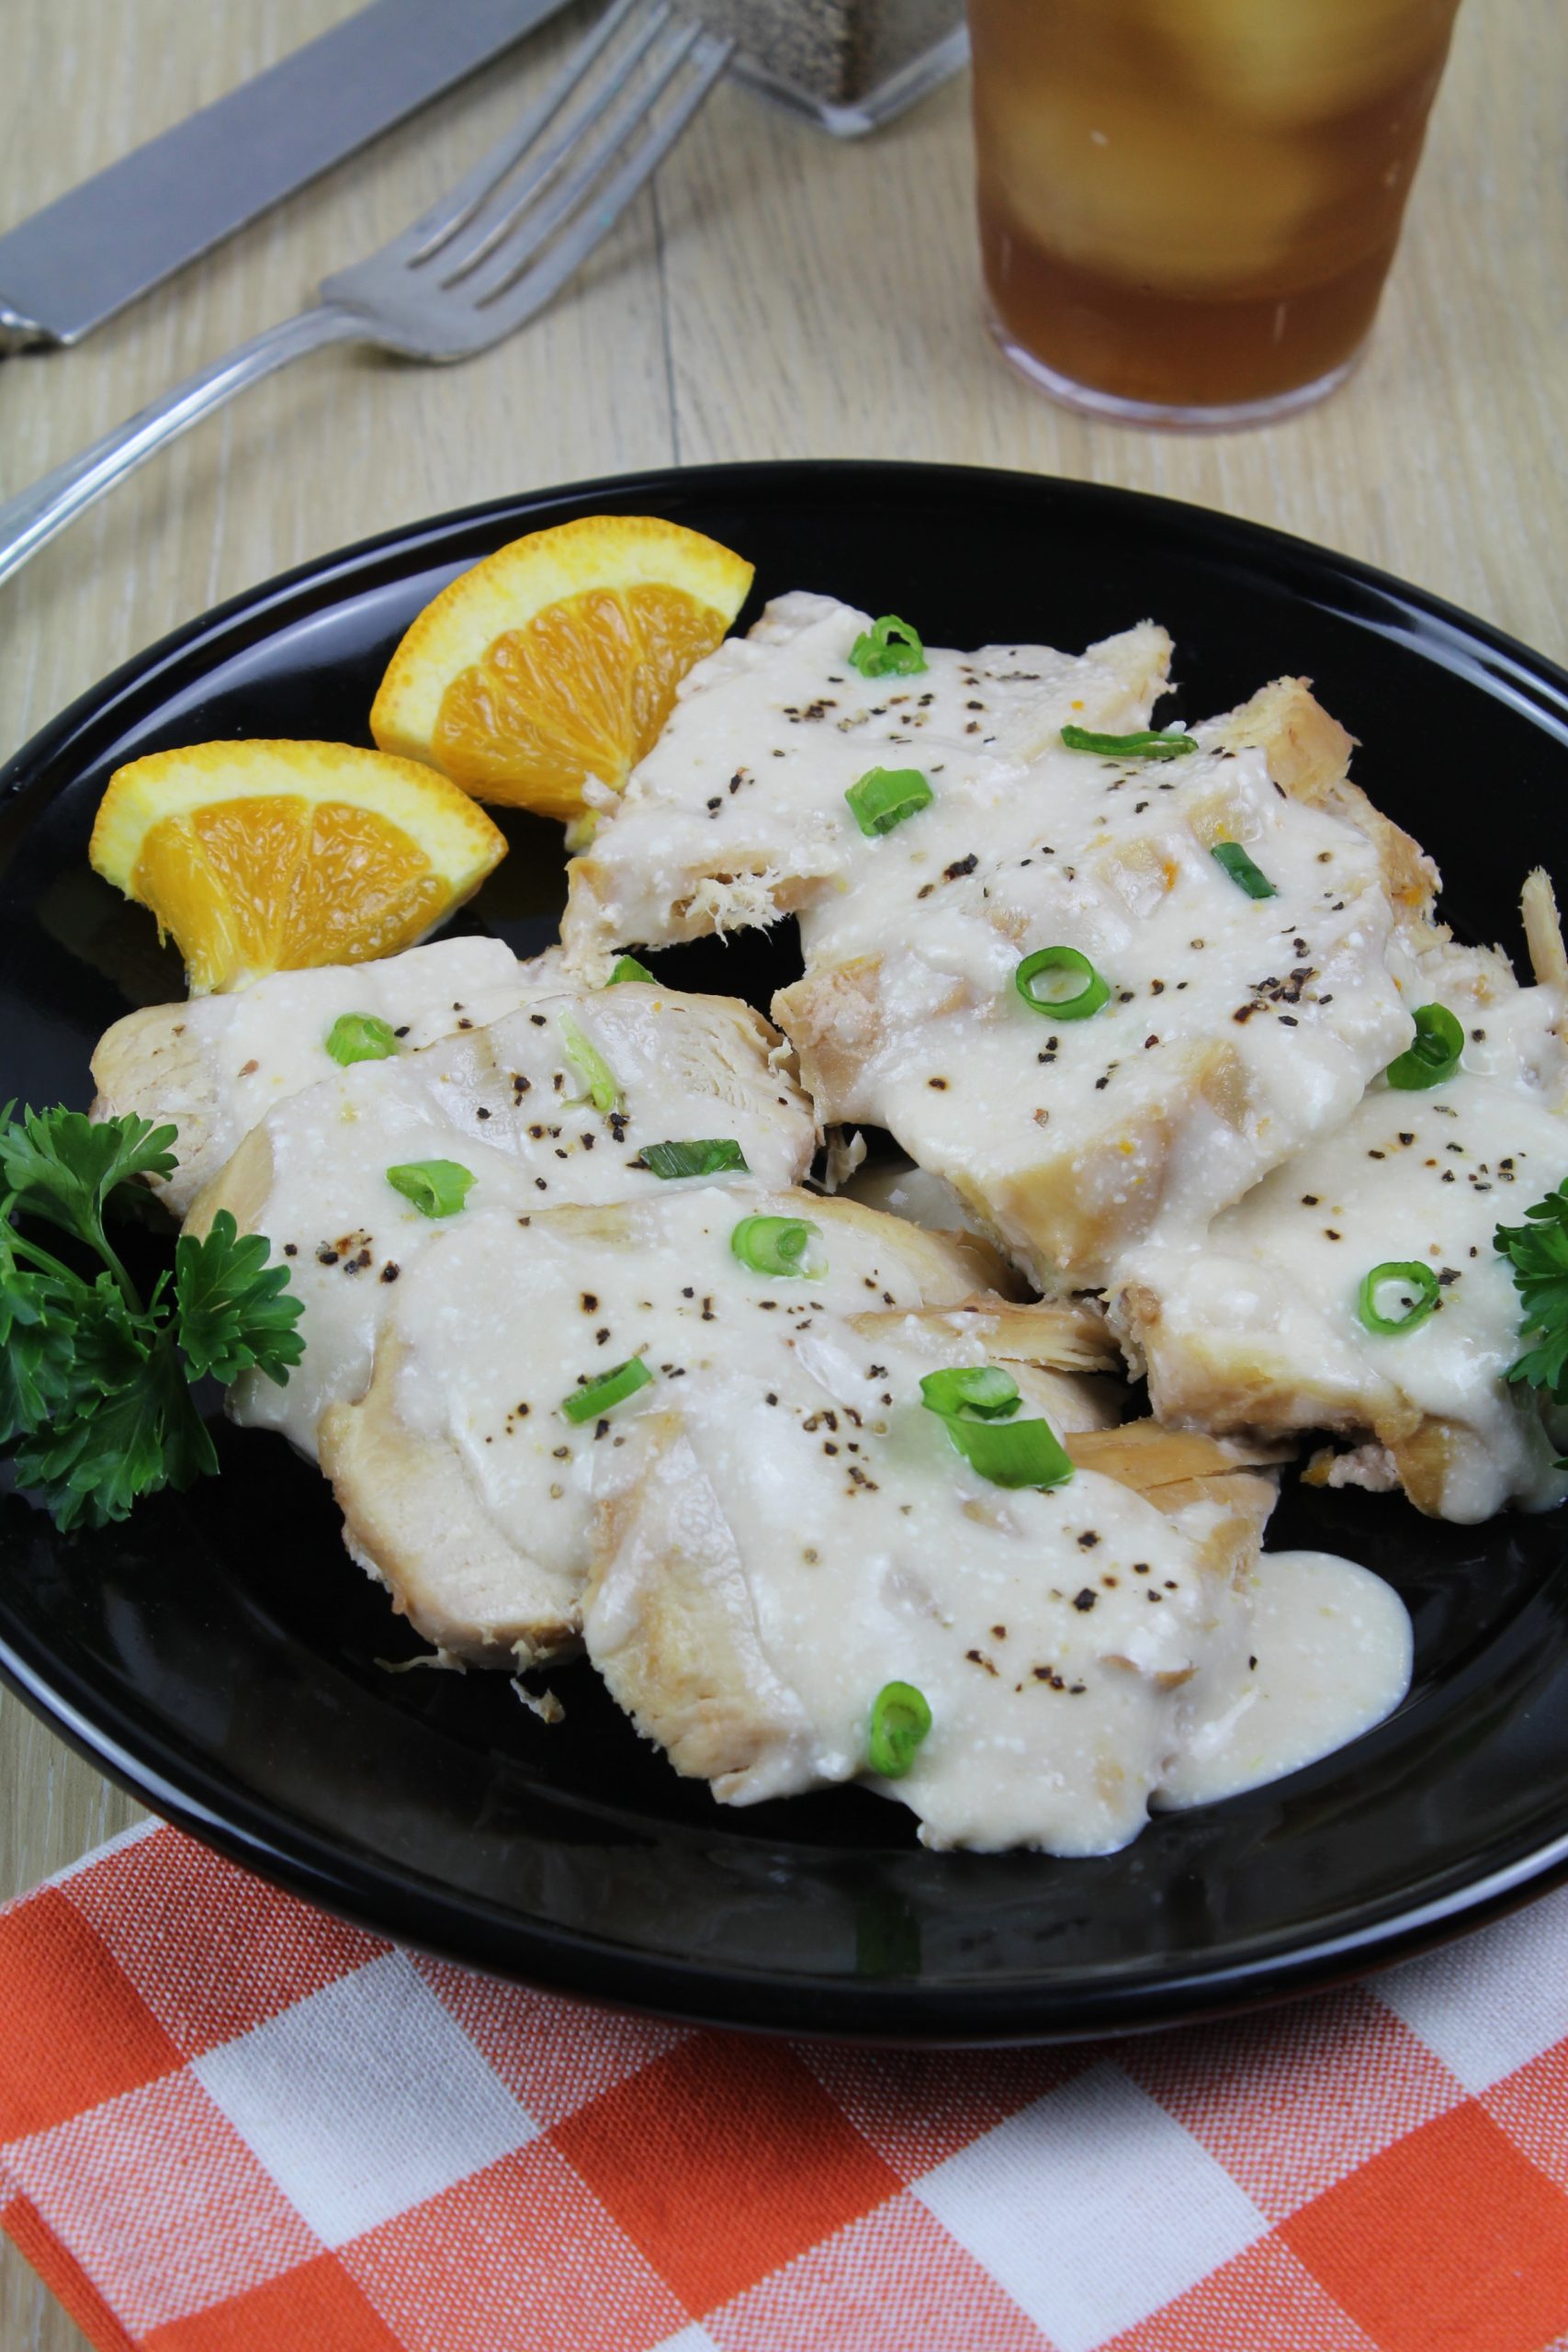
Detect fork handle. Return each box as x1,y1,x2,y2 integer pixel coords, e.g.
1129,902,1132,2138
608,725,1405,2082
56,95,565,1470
0,302,362,593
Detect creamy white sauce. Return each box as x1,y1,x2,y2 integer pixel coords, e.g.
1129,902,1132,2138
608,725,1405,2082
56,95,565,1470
207,936,560,1121
808,729,1410,1279
365,1186,1262,1854
562,594,1172,971
1122,976,1568,1519
221,986,816,1453
105,597,1539,1846
791,718,1415,1287
1160,1548,1413,1807
227,1069,1416,1853
92,937,562,1211
565,595,1417,1288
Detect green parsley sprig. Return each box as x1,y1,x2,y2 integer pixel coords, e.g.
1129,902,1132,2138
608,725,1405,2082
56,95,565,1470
1494,1181,1568,1453
0,1104,304,1532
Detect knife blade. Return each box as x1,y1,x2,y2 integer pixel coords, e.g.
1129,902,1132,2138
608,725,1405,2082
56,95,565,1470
0,0,575,353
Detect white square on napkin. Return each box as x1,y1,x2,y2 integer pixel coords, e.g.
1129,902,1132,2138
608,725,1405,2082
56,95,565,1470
913,2059,1268,2351
194,1947,536,2244
1379,1884,1568,2093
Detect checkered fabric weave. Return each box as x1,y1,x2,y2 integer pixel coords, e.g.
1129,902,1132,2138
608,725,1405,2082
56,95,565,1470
7,1823,1568,2351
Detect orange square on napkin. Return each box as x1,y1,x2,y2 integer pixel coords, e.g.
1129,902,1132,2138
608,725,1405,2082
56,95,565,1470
1283,2100,1568,2352
142,2255,402,2352
0,1891,182,2140
554,2034,901,2312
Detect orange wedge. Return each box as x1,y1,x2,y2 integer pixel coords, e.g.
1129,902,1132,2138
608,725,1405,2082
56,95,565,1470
369,514,753,824
89,740,508,993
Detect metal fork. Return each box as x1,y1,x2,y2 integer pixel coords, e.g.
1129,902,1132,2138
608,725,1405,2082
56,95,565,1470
0,0,731,592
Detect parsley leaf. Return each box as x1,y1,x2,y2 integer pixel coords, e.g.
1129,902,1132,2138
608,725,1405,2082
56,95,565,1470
13,1337,218,1533
0,1246,81,1444
175,1211,306,1385
0,1103,176,1276
0,1105,304,1531
1494,1182,1568,1458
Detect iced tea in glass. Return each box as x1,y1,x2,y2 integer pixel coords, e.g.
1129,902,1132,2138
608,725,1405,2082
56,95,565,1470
968,0,1461,426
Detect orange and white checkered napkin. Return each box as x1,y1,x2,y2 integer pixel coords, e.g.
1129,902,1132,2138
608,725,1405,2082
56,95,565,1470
7,1823,1568,2352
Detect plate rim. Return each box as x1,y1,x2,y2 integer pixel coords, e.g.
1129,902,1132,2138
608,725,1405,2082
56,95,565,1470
6,458,1568,812
6,456,1568,2045
10,1610,1568,2046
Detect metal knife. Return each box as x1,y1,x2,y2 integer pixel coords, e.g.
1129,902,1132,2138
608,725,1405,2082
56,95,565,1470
0,0,575,353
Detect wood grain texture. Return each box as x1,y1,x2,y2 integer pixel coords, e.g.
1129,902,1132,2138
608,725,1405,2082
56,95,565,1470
0,3,1562,2344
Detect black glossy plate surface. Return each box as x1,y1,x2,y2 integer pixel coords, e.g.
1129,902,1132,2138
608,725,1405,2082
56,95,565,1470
4,461,1568,2045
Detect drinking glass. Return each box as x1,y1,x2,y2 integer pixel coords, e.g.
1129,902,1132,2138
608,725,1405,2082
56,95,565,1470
968,0,1462,428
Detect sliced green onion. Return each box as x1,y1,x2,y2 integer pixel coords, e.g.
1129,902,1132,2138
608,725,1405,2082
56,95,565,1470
638,1137,750,1180
729,1214,824,1278
1385,1003,1464,1091
1211,841,1279,900
558,1012,622,1115
1357,1260,1442,1336
918,1356,1077,1487
919,1363,1075,1490
849,615,926,678
866,1680,932,1779
561,1355,653,1424
937,1413,1076,1488
844,765,933,838
386,1159,474,1218
1061,724,1195,762
607,954,656,986
919,1365,1021,1420
1015,944,1111,1021
324,1012,400,1066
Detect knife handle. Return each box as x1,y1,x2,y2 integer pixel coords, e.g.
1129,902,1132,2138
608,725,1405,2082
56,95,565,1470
0,303,361,592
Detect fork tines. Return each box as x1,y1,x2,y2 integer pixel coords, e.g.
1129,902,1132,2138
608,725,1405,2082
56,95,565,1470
403,0,733,321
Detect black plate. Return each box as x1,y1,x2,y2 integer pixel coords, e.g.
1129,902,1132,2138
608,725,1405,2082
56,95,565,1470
4,461,1568,2045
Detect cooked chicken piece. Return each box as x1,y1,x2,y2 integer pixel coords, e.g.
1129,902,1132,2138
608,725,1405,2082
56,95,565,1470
558,594,1427,1290
1064,1417,1293,1494
773,675,1427,1288
561,593,1174,976
91,937,568,1215
599,1283,1288,1844
314,1176,1382,1853
1209,678,1438,954
288,1168,1405,1844
315,1182,1313,1850
1112,889,1568,1521
1523,866,1568,1029
587,1412,1280,1855
838,1159,1196,1336
590,1346,1406,1844
318,1187,1058,1668
186,982,818,1459
850,1294,1124,1381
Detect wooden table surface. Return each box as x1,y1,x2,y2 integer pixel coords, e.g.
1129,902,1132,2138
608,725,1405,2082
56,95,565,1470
2,2,1563,2342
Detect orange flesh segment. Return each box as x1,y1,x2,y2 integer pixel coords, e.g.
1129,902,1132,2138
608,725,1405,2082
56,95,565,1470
432,583,730,815
133,797,447,993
